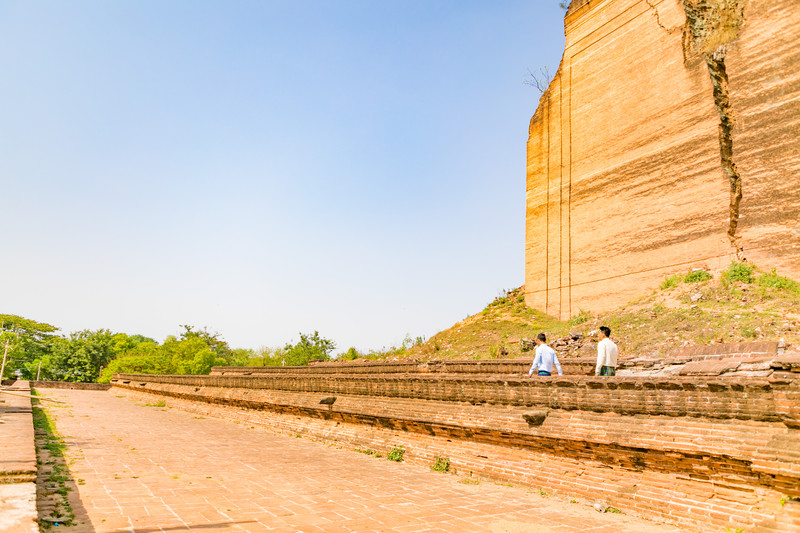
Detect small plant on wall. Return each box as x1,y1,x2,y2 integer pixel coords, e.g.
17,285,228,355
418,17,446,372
431,456,450,473
387,445,405,462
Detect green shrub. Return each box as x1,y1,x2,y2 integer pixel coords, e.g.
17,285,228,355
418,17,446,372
723,261,753,284
431,456,450,473
568,310,591,326
659,274,681,290
756,269,800,294
684,270,712,283
387,445,405,462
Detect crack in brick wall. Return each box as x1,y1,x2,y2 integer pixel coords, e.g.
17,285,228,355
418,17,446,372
683,0,746,257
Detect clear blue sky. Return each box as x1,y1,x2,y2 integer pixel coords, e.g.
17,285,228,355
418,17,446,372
1,1,566,352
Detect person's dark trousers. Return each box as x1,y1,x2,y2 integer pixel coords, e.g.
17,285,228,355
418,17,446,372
599,366,616,376
537,371,551,376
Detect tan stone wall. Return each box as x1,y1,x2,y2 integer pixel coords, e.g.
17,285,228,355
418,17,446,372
525,0,800,319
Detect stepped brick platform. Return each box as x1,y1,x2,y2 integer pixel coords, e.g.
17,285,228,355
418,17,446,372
112,359,800,532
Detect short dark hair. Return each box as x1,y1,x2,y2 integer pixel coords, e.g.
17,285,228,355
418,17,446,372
537,333,547,343
600,326,611,338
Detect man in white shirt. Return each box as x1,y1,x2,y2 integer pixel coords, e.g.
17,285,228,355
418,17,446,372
528,333,563,377
595,326,618,376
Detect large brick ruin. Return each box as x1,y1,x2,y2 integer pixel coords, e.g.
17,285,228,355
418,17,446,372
525,0,800,319
112,348,800,532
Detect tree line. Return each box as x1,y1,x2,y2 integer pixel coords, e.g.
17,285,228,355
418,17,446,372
0,314,339,383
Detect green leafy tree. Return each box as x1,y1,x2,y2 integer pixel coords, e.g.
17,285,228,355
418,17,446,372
178,325,232,361
47,330,120,382
282,331,336,366
43,330,158,383
0,314,59,379
159,325,234,375
99,353,174,382
226,347,257,367
97,335,163,382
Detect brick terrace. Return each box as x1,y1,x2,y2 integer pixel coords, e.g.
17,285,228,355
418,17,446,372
37,388,680,533
109,358,800,532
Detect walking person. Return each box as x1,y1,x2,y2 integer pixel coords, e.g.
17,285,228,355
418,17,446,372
528,333,563,377
595,326,618,376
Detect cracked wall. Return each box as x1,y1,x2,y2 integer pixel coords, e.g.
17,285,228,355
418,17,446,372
525,0,800,319
683,0,746,256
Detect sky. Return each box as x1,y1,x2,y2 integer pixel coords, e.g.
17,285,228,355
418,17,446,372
0,1,566,352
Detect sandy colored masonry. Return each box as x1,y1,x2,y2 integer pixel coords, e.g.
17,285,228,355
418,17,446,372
525,0,800,319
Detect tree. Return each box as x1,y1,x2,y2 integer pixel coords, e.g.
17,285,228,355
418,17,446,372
282,331,336,366
99,353,173,382
0,314,59,380
46,330,120,382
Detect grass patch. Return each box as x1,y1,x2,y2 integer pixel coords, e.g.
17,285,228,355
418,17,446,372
684,269,712,283
568,310,592,326
143,401,165,407
660,274,681,290
31,395,75,528
355,448,381,458
723,261,753,284
757,269,800,294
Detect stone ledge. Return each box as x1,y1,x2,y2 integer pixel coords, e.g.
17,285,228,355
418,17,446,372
0,381,38,533
0,381,36,484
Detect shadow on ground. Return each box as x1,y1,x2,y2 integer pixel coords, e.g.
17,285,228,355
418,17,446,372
32,392,94,532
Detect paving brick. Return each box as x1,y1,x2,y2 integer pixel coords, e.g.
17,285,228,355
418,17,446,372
33,389,685,533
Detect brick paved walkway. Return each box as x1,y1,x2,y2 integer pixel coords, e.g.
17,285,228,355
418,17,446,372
37,389,681,533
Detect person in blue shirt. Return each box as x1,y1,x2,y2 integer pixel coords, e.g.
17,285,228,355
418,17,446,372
528,333,563,377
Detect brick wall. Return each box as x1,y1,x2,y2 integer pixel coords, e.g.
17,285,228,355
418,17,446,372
114,372,800,426
111,370,800,531
31,381,111,391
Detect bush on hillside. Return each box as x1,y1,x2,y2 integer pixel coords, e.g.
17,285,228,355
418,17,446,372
756,269,800,294
685,269,712,283
722,261,753,284
660,274,681,290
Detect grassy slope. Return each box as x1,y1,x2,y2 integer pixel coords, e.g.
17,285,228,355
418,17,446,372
385,264,800,361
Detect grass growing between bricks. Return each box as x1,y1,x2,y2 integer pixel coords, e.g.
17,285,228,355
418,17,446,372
431,456,450,473
387,445,405,462
31,392,75,529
